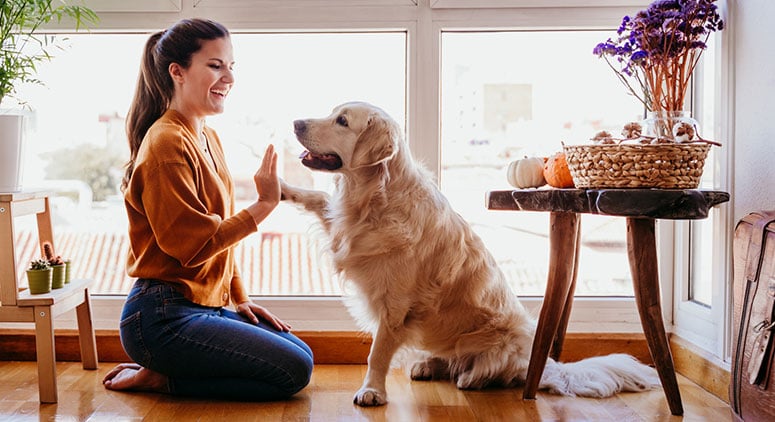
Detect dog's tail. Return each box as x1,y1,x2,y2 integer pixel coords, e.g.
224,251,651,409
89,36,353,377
539,354,660,398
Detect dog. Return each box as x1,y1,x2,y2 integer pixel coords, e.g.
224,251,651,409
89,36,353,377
280,101,660,406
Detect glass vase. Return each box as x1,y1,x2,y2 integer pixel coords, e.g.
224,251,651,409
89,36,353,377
641,110,700,143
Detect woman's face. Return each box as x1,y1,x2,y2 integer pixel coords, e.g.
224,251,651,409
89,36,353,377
172,36,235,120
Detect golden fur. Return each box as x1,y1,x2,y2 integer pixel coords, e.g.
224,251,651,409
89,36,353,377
281,102,659,406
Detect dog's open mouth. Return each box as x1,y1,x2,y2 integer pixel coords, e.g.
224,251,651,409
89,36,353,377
299,150,343,171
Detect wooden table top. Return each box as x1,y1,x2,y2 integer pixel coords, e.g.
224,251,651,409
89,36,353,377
487,188,730,220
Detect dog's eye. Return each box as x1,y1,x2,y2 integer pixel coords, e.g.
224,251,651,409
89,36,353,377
336,115,348,127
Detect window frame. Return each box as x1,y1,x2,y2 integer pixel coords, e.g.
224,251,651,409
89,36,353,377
7,1,731,361
670,6,734,362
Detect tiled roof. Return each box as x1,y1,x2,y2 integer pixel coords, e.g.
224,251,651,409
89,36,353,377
14,231,340,296
14,231,561,297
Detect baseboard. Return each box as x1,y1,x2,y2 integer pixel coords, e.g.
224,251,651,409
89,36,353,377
0,329,374,364
0,329,727,402
0,329,652,364
670,335,730,404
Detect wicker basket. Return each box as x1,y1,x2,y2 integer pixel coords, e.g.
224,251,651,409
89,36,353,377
563,143,710,189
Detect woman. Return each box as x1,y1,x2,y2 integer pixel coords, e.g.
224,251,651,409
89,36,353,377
102,18,313,400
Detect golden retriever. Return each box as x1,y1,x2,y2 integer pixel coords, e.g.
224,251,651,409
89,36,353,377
281,101,659,406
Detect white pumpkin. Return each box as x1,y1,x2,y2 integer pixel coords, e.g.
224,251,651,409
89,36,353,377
507,157,547,188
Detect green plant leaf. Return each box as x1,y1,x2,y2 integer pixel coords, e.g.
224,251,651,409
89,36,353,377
0,0,99,106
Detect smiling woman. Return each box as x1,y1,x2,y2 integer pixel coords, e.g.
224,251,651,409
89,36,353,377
100,17,318,401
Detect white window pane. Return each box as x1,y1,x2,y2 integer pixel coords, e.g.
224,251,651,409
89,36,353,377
689,34,719,307
441,31,643,296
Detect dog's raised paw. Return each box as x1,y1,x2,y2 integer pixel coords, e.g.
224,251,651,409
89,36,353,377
353,387,387,406
279,180,295,201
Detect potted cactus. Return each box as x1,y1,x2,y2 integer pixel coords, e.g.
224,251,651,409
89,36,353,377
26,258,52,294
43,242,66,289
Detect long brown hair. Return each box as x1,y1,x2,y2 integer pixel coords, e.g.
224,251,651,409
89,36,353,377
121,18,230,191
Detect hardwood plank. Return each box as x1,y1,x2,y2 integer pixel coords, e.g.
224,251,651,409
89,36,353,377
616,376,726,421
0,361,731,421
91,389,160,420
0,329,731,406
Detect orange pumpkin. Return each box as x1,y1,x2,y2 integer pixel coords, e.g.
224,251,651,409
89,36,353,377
543,152,575,188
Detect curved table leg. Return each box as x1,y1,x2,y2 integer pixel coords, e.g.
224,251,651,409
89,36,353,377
523,211,580,400
550,220,581,360
626,217,683,416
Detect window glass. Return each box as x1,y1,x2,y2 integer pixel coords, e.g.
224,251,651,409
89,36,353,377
440,31,643,296
688,34,719,307
10,32,406,296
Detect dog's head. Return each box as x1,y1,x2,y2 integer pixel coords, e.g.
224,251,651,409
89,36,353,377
293,102,399,172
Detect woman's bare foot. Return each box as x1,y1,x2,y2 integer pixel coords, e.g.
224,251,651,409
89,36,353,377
103,363,169,393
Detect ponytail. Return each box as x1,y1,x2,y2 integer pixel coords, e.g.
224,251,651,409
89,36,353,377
122,32,167,192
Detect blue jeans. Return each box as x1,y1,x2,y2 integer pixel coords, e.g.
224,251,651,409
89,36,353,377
119,279,313,401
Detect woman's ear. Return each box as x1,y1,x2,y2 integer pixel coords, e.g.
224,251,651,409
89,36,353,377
168,62,184,84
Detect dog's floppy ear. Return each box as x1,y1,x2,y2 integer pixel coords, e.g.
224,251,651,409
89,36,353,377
352,112,397,168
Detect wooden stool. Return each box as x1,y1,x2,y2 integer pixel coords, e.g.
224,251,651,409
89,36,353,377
0,191,98,403
487,188,730,416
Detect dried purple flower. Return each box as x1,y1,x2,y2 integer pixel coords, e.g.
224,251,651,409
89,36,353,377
594,0,724,113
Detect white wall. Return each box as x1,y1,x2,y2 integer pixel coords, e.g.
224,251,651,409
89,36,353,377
732,0,775,221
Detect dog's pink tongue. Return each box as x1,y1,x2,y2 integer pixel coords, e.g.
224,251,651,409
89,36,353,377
299,150,343,170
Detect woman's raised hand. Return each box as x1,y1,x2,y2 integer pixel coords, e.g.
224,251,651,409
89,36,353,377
254,144,280,206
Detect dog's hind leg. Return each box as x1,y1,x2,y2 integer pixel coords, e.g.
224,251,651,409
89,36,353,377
454,349,525,390
410,357,450,381
354,324,405,406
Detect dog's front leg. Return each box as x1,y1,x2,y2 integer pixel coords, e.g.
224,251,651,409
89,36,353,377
354,324,404,406
280,179,332,230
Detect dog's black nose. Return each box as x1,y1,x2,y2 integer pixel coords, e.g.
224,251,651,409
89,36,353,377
293,120,306,134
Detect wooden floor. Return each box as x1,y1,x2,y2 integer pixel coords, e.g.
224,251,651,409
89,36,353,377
0,361,731,421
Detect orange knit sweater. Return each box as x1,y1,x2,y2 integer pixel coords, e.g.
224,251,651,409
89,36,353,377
124,110,257,307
